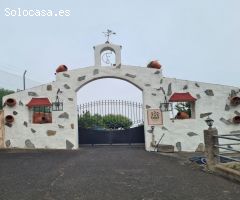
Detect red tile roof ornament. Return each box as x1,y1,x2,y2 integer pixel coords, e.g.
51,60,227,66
169,92,197,102
26,98,52,107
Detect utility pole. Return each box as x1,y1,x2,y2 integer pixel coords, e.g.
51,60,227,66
23,70,27,90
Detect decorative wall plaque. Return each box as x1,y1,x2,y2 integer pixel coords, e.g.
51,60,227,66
147,109,163,125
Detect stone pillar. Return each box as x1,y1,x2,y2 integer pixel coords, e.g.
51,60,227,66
204,128,219,170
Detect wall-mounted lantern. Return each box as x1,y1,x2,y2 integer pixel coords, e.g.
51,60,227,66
160,102,173,112
159,87,173,112
52,89,63,111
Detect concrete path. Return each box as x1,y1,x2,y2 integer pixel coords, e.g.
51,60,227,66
0,146,239,200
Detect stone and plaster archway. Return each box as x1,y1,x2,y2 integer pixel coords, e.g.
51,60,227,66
2,42,240,152
55,62,161,150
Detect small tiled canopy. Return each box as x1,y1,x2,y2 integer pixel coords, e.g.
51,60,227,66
169,92,197,102
26,98,51,108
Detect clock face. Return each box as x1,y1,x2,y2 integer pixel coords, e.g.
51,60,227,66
101,50,115,66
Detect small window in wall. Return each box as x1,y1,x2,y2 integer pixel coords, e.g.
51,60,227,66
32,106,52,124
26,98,52,124
170,102,195,120
169,92,196,120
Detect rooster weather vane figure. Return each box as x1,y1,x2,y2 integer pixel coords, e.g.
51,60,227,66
102,29,116,43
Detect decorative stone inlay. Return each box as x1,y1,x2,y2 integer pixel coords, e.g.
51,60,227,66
25,139,35,149
64,84,70,89
5,123,12,128
200,112,212,118
167,83,172,96
225,104,230,111
183,85,188,90
58,112,69,119
160,79,163,84
147,129,153,133
13,111,18,115
66,140,74,149
46,85,52,91
71,123,74,129
68,98,73,101
220,117,231,125
176,142,182,152
195,143,204,152
5,140,11,147
187,132,198,137
205,89,214,96
47,130,56,136
28,92,37,96
195,83,200,87
125,73,136,78
234,111,240,116
162,126,168,131
152,93,156,96
31,128,36,133
63,73,70,78
196,94,201,99
145,84,151,87
154,70,160,74
23,121,28,127
19,101,24,106
93,69,99,75
230,130,240,134
58,124,64,129
146,105,151,109
78,76,86,81
231,90,237,97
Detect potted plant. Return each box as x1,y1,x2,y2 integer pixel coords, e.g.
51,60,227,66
175,102,191,119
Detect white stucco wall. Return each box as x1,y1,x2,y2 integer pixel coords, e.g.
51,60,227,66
2,43,240,151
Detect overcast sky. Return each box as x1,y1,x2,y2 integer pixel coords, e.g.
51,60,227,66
0,0,239,103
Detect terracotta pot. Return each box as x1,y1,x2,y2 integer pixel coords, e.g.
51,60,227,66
5,115,14,123
33,112,45,124
175,112,190,119
56,65,68,74
44,113,52,123
5,98,16,107
230,96,240,106
147,60,161,69
233,116,240,124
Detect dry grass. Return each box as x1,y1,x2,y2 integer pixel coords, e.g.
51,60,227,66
224,162,240,171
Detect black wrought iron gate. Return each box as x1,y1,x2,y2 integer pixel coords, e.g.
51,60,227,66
78,125,144,145
78,100,144,145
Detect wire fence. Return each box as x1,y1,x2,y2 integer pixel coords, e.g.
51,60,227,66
0,68,42,91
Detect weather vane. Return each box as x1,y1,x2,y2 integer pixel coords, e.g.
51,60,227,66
102,29,116,43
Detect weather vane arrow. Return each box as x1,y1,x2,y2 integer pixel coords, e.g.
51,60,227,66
102,29,116,43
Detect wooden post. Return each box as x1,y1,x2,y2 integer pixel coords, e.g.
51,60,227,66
204,128,219,170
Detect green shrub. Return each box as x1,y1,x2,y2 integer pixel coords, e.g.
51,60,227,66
0,88,14,110
78,112,132,130
102,114,132,130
